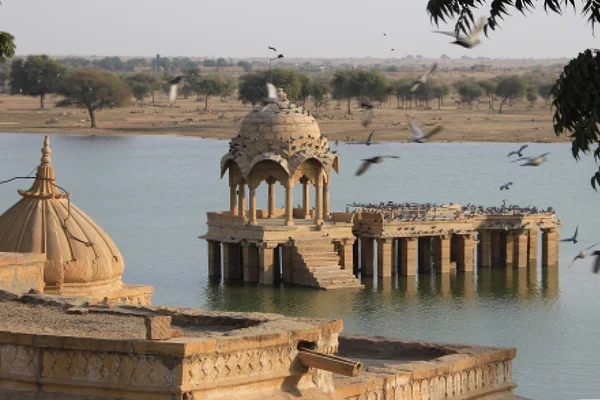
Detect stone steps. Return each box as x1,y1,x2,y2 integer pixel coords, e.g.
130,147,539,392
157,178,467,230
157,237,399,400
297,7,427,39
292,239,362,290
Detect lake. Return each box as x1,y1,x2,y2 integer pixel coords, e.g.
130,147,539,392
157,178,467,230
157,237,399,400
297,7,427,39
1,132,598,400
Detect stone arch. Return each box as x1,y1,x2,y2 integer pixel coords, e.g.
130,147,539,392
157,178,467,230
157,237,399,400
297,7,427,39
291,157,325,185
247,159,290,189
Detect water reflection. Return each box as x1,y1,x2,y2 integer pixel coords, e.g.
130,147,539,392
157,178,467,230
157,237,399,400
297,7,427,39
203,265,559,316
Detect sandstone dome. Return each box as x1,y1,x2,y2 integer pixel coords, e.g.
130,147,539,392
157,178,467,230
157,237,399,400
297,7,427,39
0,137,124,295
221,88,338,179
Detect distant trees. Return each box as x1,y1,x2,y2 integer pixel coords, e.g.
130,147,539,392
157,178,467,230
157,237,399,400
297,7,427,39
57,57,91,69
92,56,132,72
125,58,148,70
526,86,538,106
495,75,526,113
238,68,307,105
190,74,229,110
476,80,497,110
331,69,390,114
122,72,160,103
58,69,131,128
237,61,252,72
0,32,15,63
309,77,331,113
455,80,484,109
391,79,412,109
10,55,67,109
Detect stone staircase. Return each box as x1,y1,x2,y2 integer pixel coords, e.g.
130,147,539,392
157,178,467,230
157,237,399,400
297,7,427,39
290,238,363,290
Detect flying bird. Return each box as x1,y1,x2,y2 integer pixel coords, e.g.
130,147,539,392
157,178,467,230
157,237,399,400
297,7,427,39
360,100,378,127
434,16,486,49
561,225,579,244
592,250,600,273
383,32,387,36
277,54,284,59
500,182,513,191
410,63,438,92
355,156,399,176
365,131,375,146
568,242,600,268
391,48,395,51
265,82,281,103
515,152,550,166
407,115,444,143
268,46,277,52
507,144,528,158
168,76,189,105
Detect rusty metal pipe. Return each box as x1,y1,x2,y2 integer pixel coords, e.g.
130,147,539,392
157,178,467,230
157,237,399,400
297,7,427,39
297,348,362,377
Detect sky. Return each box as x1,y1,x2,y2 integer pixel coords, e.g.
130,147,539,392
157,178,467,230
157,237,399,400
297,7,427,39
0,0,597,60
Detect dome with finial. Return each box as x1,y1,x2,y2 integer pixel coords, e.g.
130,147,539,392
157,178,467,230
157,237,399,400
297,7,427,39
221,87,338,179
0,136,125,295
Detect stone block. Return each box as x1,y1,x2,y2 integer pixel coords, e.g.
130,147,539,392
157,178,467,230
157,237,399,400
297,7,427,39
144,316,172,340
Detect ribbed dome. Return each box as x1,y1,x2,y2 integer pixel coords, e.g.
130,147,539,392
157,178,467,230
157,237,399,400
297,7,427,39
0,137,124,295
221,89,339,179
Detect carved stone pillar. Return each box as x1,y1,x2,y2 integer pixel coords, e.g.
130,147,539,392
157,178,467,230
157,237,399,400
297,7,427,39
338,239,355,271
242,242,259,282
249,185,257,225
323,176,330,220
399,237,417,276
267,176,276,218
259,242,277,285
238,183,246,219
514,231,528,268
434,235,451,274
285,181,294,226
229,184,238,216
315,170,324,224
528,228,538,262
377,238,394,278
457,234,475,272
504,231,514,268
300,177,310,219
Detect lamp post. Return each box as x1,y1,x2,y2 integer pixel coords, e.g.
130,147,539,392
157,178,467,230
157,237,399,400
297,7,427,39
269,54,284,83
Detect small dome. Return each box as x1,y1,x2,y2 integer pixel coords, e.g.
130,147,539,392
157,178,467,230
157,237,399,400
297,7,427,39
0,137,124,295
222,90,338,179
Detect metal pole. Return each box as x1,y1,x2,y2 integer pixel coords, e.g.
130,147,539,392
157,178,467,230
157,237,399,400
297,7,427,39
269,59,273,83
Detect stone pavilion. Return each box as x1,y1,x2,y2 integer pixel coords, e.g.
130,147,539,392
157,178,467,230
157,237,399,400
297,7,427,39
0,136,153,304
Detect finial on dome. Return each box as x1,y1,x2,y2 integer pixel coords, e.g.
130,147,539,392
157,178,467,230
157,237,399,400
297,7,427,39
41,136,52,165
277,88,287,101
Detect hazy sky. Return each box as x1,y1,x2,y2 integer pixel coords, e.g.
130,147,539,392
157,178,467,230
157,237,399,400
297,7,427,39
1,0,597,59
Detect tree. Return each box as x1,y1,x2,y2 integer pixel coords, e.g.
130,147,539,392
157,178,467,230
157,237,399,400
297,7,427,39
526,86,538,106
238,69,307,105
431,81,450,110
57,69,131,128
190,75,228,110
456,80,484,109
0,32,15,63
309,77,331,113
331,70,361,114
477,80,497,110
391,79,412,109
537,81,554,105
331,69,389,114
126,58,147,69
57,57,91,68
426,0,600,187
495,76,526,113
92,56,132,72
122,73,158,103
237,61,252,72
10,55,67,109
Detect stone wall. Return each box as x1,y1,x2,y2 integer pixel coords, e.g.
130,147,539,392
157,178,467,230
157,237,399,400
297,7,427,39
0,252,45,293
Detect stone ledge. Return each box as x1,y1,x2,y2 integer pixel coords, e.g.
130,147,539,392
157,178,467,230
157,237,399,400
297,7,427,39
0,252,47,267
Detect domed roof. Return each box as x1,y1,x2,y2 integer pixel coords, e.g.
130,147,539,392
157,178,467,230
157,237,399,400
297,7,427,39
0,137,124,295
221,88,338,179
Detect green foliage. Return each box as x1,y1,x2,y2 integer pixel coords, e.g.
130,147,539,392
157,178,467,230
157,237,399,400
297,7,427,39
552,50,600,165
10,55,67,108
476,79,497,95
57,57,91,68
456,80,484,108
92,56,132,72
237,61,252,72
122,73,159,102
426,0,600,37
331,69,390,113
238,69,308,105
0,32,16,63
495,75,526,113
309,77,331,112
126,58,148,69
58,68,131,128
526,86,538,105
190,74,229,109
